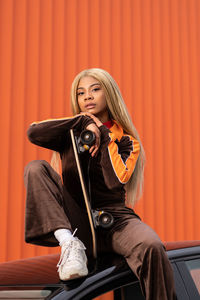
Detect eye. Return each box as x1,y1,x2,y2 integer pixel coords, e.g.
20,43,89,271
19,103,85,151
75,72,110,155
92,87,100,92
77,91,84,96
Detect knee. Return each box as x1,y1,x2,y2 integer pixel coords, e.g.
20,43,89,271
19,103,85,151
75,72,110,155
24,160,48,178
142,238,166,260
144,237,163,249
126,234,165,261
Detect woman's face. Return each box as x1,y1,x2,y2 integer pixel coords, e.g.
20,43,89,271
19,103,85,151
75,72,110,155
77,76,109,122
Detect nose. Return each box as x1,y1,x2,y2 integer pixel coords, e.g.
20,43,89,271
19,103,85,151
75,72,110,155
84,90,93,100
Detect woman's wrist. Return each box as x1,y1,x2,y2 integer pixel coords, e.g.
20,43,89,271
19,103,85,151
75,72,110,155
79,112,103,127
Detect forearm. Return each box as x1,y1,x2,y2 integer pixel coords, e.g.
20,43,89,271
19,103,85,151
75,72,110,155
27,115,95,151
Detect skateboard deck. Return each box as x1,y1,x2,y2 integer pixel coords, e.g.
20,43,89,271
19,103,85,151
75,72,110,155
70,129,97,259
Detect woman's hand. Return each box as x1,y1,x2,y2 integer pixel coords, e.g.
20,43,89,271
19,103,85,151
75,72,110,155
85,122,101,157
80,112,103,127
79,112,102,156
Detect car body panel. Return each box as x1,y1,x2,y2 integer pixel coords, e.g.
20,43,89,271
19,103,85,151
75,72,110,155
0,241,200,299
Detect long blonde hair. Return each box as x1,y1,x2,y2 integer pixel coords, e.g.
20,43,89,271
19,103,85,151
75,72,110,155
70,68,146,207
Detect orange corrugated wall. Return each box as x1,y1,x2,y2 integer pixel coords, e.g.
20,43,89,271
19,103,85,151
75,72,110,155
0,0,200,299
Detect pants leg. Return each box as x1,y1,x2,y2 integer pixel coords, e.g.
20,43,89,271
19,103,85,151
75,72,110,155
24,160,72,246
111,217,176,300
24,160,95,256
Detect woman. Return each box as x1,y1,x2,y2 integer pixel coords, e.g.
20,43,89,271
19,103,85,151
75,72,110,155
24,68,176,299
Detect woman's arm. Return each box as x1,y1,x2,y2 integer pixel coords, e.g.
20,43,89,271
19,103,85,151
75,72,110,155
99,125,140,190
82,112,140,190
27,115,95,151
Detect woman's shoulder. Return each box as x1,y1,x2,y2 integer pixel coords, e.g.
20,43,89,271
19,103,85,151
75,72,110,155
110,121,138,141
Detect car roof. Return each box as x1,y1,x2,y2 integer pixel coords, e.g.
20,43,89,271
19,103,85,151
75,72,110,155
0,240,200,286
165,240,200,251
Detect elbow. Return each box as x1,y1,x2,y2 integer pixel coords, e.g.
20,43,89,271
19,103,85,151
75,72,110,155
27,125,38,144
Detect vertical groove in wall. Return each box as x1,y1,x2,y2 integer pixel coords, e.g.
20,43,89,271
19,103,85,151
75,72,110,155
121,0,132,113
0,0,13,262
21,0,28,260
169,0,183,240
35,0,53,257
51,0,65,118
7,0,27,261
7,0,15,261
140,0,155,227
110,0,121,84
151,0,165,237
131,0,145,218
160,0,175,241
0,0,200,273
76,0,89,70
5,0,13,261
181,0,194,240
88,0,100,68
23,0,41,259
190,0,200,239
64,0,77,114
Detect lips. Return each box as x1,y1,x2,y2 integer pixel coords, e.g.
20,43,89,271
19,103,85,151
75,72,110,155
85,103,96,109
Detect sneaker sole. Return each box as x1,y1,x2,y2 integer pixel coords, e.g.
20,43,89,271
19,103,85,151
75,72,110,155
59,267,88,281
68,273,83,280
60,272,88,281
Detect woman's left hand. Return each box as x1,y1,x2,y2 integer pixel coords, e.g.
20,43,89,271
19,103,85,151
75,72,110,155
80,112,103,127
80,112,103,156
85,122,101,157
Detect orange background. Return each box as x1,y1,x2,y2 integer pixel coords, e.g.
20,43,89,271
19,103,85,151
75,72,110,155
0,0,200,298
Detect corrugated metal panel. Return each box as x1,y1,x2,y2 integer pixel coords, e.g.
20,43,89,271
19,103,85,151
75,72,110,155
0,0,200,288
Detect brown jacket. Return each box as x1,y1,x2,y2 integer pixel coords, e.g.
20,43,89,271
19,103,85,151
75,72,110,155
27,115,140,209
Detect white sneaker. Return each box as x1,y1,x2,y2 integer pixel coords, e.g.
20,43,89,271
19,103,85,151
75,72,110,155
57,237,88,280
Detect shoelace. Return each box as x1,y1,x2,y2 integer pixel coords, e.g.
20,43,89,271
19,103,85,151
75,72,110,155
57,229,86,272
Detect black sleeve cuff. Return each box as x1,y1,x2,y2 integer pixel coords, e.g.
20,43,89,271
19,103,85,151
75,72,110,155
81,115,96,130
99,125,111,145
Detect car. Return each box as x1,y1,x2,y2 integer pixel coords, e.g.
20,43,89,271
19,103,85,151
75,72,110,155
0,240,200,299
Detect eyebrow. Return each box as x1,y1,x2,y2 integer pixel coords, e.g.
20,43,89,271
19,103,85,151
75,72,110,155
77,83,101,90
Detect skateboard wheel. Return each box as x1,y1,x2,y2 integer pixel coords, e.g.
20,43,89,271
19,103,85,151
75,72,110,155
80,130,96,147
98,212,114,229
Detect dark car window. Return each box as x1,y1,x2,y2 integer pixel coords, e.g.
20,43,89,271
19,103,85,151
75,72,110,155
94,282,144,300
185,259,200,295
115,283,145,300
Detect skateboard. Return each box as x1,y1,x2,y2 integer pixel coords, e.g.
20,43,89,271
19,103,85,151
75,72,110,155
70,129,114,260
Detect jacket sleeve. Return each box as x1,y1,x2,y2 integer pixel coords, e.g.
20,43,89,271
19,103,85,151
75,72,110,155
27,115,95,152
99,125,140,190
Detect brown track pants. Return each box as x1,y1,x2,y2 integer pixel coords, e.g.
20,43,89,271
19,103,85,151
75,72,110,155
24,160,177,300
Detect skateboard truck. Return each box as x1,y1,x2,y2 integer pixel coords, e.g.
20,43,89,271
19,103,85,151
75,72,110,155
76,130,96,153
92,209,114,229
